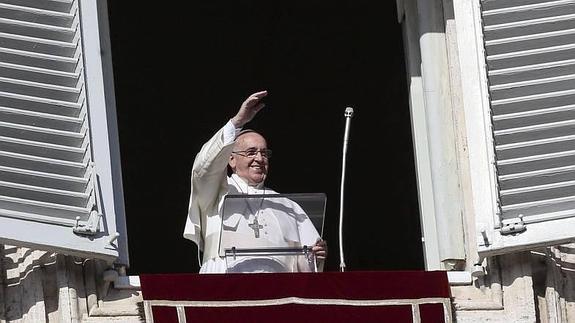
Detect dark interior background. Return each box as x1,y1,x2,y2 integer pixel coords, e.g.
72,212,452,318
106,0,424,274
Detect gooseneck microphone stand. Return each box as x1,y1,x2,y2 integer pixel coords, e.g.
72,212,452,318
339,107,354,272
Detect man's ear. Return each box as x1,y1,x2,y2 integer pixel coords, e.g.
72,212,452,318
229,155,236,171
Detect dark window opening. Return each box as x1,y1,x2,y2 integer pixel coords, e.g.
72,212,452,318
107,1,423,273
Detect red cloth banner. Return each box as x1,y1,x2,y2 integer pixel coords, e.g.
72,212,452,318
140,271,452,323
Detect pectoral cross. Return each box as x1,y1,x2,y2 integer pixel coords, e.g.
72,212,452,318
248,217,264,238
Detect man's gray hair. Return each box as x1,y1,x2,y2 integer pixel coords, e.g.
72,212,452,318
235,129,261,139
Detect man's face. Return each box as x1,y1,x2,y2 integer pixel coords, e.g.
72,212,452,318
229,132,269,185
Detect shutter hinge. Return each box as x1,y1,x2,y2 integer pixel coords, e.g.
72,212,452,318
73,209,102,235
500,215,526,235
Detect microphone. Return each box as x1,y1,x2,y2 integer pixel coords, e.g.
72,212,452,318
343,108,354,148
344,107,354,118
339,107,354,272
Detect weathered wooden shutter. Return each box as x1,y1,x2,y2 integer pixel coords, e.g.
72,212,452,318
479,0,575,254
0,0,126,262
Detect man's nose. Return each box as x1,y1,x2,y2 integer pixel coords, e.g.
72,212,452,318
254,152,265,161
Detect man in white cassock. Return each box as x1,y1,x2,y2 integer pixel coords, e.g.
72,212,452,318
183,90,327,273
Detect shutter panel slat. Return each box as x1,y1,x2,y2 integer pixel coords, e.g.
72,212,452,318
490,75,575,100
488,45,575,71
0,136,85,162
0,32,77,57
498,155,575,179
486,29,575,56
485,14,575,39
0,106,83,132
0,206,80,226
0,151,86,177
492,93,575,115
489,59,575,81
0,47,79,72
0,180,89,207
501,178,575,195
487,26,575,46
500,196,575,213
495,110,575,131
500,175,575,192
497,134,575,149
0,91,81,115
495,122,575,145
492,88,575,105
498,149,575,166
0,91,82,110
0,63,80,86
0,17,76,42
0,4,75,28
0,0,73,13
0,77,81,101
485,14,575,34
0,165,87,191
497,137,575,159
483,1,575,25
494,119,575,135
491,74,575,92
483,0,555,11
495,103,575,121
0,121,85,147
499,164,575,181
491,64,575,87
0,195,88,222
500,168,575,190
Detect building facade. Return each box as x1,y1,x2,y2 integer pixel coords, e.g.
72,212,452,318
1,0,575,322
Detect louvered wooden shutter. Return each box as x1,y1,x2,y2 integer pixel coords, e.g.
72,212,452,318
0,0,125,261
479,0,575,253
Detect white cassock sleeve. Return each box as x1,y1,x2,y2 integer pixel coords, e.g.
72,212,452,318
183,120,240,260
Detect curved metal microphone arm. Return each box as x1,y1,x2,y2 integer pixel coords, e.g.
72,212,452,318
339,107,354,272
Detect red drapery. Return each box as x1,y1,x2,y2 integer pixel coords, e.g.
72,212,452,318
140,271,451,323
